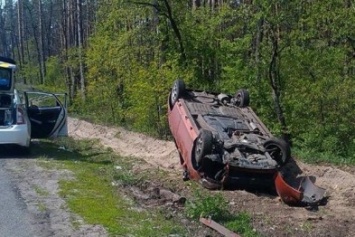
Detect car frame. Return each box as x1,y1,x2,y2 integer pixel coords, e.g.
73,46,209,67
168,79,326,206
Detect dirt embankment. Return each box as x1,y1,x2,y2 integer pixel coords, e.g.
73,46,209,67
69,117,355,237
69,118,180,169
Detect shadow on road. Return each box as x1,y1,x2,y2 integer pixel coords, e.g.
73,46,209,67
0,139,113,166
0,145,33,158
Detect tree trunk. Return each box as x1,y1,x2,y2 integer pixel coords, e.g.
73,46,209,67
76,0,85,101
17,0,25,69
268,25,290,144
60,0,72,102
38,0,46,83
162,0,187,64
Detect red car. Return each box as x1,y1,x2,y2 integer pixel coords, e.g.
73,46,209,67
168,79,326,206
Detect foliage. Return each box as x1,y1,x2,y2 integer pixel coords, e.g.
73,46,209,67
16,61,40,85
5,0,355,162
185,191,229,220
35,137,186,236
185,190,258,237
42,56,65,89
225,212,258,237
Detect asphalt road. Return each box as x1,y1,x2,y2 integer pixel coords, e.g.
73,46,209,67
0,158,37,237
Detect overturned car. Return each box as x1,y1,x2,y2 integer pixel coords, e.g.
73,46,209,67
168,79,326,206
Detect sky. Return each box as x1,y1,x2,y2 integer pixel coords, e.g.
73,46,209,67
1,0,17,8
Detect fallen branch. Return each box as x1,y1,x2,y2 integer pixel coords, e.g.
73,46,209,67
199,217,240,237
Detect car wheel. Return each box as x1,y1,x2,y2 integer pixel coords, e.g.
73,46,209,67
170,79,186,107
264,138,291,166
217,93,230,105
234,89,250,107
194,130,213,165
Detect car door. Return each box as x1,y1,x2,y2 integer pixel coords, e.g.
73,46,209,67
24,91,68,138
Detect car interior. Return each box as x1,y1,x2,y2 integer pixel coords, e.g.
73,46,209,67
0,94,13,126
0,68,11,91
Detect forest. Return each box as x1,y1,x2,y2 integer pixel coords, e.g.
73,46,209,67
1,0,355,163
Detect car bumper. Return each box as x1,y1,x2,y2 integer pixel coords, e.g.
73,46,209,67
275,171,326,206
200,170,326,206
0,124,30,147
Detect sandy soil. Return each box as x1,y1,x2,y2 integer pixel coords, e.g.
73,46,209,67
69,118,180,170
69,117,355,237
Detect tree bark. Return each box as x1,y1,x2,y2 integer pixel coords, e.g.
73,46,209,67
268,25,290,144
38,0,46,83
77,0,85,101
17,0,25,66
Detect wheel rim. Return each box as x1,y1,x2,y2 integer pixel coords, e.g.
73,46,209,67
171,83,179,104
195,137,203,158
266,144,283,163
235,92,242,106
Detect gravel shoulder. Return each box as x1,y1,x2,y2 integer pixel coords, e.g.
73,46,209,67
2,157,107,237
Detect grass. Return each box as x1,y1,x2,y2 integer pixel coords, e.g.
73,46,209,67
300,220,313,232
31,136,261,237
33,185,50,197
37,202,48,212
32,137,185,236
185,190,258,237
293,147,355,166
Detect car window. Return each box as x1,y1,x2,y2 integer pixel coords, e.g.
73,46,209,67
27,93,60,108
17,91,25,104
0,68,11,90
54,93,67,108
0,94,12,107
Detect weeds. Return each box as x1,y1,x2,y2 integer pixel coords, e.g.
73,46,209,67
35,138,186,236
293,147,355,165
36,202,47,212
34,137,259,236
33,185,50,197
185,191,229,220
185,190,258,237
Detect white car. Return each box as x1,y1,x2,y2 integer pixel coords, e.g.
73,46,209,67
0,56,68,154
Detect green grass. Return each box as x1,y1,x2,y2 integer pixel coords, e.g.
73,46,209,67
33,185,50,197
59,168,179,235
32,138,185,236
36,202,48,212
32,136,261,237
185,190,258,237
293,147,355,165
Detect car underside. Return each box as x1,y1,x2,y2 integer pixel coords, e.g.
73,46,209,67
168,79,326,206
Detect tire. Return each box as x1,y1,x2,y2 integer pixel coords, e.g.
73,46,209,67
194,130,213,165
217,93,230,105
264,137,291,166
170,79,186,107
234,89,250,107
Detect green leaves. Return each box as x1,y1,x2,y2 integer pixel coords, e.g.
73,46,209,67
24,0,353,160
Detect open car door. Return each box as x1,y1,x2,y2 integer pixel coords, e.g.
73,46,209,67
24,91,68,138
